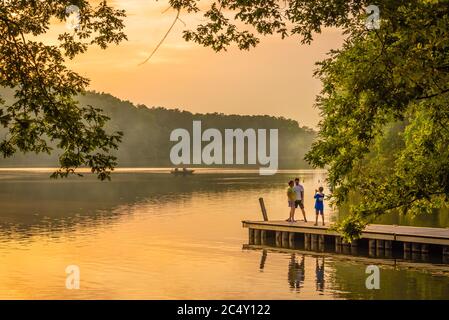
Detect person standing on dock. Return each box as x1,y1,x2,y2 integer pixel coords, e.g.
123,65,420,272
286,180,296,222
294,178,308,222
314,187,325,226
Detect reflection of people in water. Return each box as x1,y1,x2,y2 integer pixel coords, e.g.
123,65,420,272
288,254,305,291
315,257,325,292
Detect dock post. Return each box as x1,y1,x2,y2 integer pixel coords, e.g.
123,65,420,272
282,232,289,247
275,231,282,247
254,229,261,245
318,234,325,245
376,240,385,257
289,232,295,248
443,246,449,263
342,243,350,254
403,242,411,252
369,239,376,256
347,239,357,254
304,234,311,250
342,238,352,251
412,251,421,261
318,235,325,252
412,243,421,253
403,242,411,259
261,230,267,245
421,253,429,261
335,237,342,246
311,234,318,251
258,198,269,221
249,229,255,245
376,240,385,249
384,240,392,257
443,246,449,257
341,238,350,254
335,237,342,253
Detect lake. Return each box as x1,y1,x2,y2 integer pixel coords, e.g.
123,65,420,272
0,169,448,299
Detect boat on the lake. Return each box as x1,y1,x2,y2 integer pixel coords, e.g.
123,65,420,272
170,168,195,175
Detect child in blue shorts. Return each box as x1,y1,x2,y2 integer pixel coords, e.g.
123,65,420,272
314,187,325,226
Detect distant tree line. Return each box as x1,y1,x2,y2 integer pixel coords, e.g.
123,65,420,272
0,89,316,169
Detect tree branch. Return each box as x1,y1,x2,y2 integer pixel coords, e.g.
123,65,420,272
139,9,181,65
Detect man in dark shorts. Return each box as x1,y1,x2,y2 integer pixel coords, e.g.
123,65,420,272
293,178,307,222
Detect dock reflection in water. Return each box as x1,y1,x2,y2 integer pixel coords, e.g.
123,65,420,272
245,243,449,299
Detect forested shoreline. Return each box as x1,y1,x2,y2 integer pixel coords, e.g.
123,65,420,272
0,89,316,168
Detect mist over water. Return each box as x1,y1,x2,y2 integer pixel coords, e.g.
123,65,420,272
0,169,448,299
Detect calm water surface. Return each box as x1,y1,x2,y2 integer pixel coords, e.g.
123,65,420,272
0,169,448,299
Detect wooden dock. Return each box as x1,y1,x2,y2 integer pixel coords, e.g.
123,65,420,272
242,220,449,260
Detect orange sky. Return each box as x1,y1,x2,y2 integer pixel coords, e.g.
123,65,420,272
58,0,344,129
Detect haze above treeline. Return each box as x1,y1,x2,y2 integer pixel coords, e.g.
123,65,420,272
0,88,316,169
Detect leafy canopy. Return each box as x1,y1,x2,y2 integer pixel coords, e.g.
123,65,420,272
0,0,126,180
166,0,449,237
